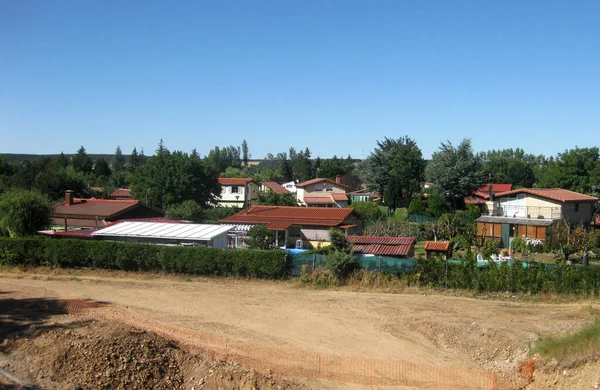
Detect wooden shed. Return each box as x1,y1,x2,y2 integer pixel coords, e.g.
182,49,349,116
424,241,452,260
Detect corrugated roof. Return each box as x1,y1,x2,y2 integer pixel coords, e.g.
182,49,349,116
260,181,290,194
495,188,598,203
424,241,451,251
93,222,233,241
218,178,254,186
219,205,354,228
347,235,415,245
296,178,348,189
351,244,413,256
476,216,554,226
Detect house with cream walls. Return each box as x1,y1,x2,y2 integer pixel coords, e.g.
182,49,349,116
295,177,349,207
217,178,259,208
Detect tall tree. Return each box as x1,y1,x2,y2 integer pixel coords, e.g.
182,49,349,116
536,147,600,194
93,157,111,178
55,152,68,169
129,141,220,209
112,146,125,173
425,139,486,209
0,189,51,237
129,147,141,173
384,174,403,214
241,140,250,167
479,148,538,188
71,146,93,174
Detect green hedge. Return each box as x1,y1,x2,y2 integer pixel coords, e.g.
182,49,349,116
412,258,600,297
0,238,288,279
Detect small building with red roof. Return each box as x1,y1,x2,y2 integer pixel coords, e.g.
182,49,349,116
51,190,164,229
217,178,259,208
259,181,290,195
424,241,452,260
347,235,415,258
295,177,349,207
219,205,362,248
111,188,132,200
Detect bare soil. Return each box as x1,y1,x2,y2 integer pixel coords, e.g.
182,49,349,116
1,268,600,389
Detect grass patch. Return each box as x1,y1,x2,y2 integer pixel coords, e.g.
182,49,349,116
533,319,600,364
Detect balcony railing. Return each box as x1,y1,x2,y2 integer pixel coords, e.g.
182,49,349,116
489,205,561,219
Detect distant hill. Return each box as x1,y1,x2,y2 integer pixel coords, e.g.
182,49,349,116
0,153,128,163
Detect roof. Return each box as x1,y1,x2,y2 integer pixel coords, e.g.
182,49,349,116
93,222,233,241
219,205,355,229
304,197,335,205
468,184,514,201
348,188,380,197
111,188,132,198
424,241,451,251
464,196,488,205
260,181,290,194
348,235,415,257
38,228,98,239
476,215,554,226
347,236,415,245
331,193,348,201
53,199,141,219
350,244,413,257
218,177,254,186
494,188,598,203
296,178,348,189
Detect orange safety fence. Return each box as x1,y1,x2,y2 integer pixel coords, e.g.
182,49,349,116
1,283,506,390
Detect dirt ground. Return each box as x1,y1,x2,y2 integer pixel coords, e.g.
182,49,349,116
1,268,599,389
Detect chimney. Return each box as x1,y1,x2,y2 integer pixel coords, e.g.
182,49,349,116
65,190,74,205
336,175,341,184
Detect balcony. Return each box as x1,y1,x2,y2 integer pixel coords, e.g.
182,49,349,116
489,205,561,220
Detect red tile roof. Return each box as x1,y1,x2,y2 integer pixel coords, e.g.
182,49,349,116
260,181,290,195
218,178,254,186
331,193,348,201
347,235,415,245
111,188,132,198
304,197,335,204
219,205,354,228
350,244,413,257
53,199,141,218
38,228,98,239
468,184,514,201
296,178,348,189
464,196,488,205
424,241,451,251
495,188,598,203
347,236,415,257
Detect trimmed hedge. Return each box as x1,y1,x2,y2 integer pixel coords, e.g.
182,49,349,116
0,238,288,279
412,258,600,297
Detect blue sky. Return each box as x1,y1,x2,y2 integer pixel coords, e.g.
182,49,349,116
1,1,598,159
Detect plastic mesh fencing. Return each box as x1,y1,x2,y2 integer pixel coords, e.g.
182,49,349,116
290,253,417,276
1,283,507,389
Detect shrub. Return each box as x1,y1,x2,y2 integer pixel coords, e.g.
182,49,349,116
326,250,359,279
481,239,500,258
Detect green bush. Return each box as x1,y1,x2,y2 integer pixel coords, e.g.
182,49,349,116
326,250,359,279
0,238,288,279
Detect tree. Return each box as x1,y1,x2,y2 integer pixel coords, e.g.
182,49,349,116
55,152,68,169
165,200,203,222
256,191,297,206
479,148,538,188
111,146,127,188
536,147,600,194
408,197,426,215
425,188,452,218
0,189,51,237
328,228,348,251
350,201,383,222
93,157,111,177
129,147,141,173
425,139,485,209
326,250,358,279
129,142,220,209
548,220,594,261
241,140,250,167
245,224,274,249
358,136,425,204
384,175,403,213
71,146,93,173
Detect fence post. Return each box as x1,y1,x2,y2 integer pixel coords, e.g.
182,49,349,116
312,253,316,271
378,256,382,273
445,258,449,288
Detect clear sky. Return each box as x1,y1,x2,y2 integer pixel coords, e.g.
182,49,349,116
1,1,598,159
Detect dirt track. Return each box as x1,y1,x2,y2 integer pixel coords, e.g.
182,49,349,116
1,269,598,388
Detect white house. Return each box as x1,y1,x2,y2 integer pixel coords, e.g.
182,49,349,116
217,178,259,208
281,180,298,193
295,177,349,207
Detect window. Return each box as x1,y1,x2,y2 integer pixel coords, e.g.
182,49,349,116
574,202,579,212
326,185,334,192
231,186,239,193
314,185,323,192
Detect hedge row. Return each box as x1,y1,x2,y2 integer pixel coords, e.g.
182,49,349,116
412,258,600,296
0,238,288,279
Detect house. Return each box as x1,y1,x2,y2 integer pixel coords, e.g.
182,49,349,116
92,221,233,248
424,241,452,260
464,184,513,205
219,205,362,248
348,187,381,203
111,188,132,200
52,190,165,229
281,180,298,193
259,181,290,195
347,235,415,258
217,178,259,208
295,177,349,207
475,188,598,246
38,217,183,239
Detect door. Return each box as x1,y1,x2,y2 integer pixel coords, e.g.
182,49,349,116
501,224,510,248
